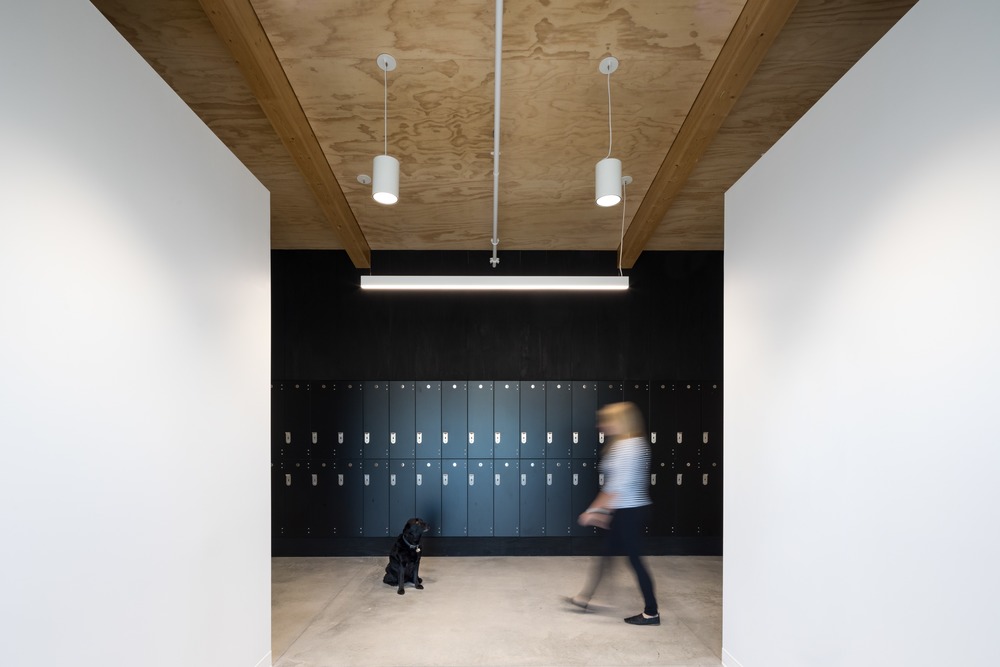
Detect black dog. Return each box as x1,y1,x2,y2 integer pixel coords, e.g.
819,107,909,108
382,518,429,595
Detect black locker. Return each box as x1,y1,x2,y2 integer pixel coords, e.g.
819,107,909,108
363,459,390,536
674,384,701,536
519,459,545,536
519,381,546,459
494,381,519,459
545,381,572,459
328,459,364,537
441,459,468,536
306,460,336,537
624,380,650,431
699,383,722,537
273,460,309,537
388,459,417,535
468,381,494,458
597,381,623,454
363,382,390,459
545,459,573,537
647,458,676,536
415,382,442,459
389,382,416,459
571,382,598,459
467,459,494,536
331,382,364,459
415,459,442,536
649,382,678,466
441,382,467,459
308,384,338,459
570,459,600,537
494,459,520,536
272,382,310,460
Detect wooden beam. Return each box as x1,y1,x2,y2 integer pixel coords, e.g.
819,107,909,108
197,0,371,268
620,0,798,268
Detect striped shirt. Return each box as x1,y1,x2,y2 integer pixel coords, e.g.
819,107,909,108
600,436,652,509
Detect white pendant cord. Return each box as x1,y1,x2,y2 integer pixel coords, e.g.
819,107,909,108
605,69,613,159
383,66,388,156
490,0,503,267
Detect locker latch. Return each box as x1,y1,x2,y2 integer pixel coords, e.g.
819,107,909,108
364,432,370,444
417,474,423,486
469,432,475,445
311,474,318,486
443,473,449,486
573,474,579,486
521,474,527,486
677,431,683,444
390,474,396,486
599,432,605,444
495,432,501,444
598,473,605,486
469,474,475,486
285,473,292,486
390,432,396,445
364,474,370,487
546,432,553,444
651,431,657,444
338,432,344,444
285,432,291,444
573,432,579,444
676,474,683,486
338,474,344,486
312,432,318,444
416,432,423,445
443,431,449,444
547,474,552,486
495,474,501,486
703,431,709,444
521,432,527,444
651,474,657,486
703,474,709,486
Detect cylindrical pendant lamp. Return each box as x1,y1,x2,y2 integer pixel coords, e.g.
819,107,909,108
595,157,622,207
372,154,399,205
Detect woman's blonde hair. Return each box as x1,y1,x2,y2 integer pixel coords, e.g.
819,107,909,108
597,401,646,443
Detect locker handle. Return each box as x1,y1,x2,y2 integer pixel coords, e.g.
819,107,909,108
364,474,370,487
365,432,370,444
573,474,579,486
416,432,423,445
599,432,605,444
651,473,656,486
443,431,449,444
677,431,683,444
495,474,501,486
417,474,423,486
598,473,605,486
390,432,396,445
495,432,501,444
521,474,526,486
390,474,396,487
469,432,475,445
312,432,318,444
676,474,683,486
469,474,475,487
651,431,657,444
521,432,527,444
703,431,709,444
703,473,709,486
338,432,344,444
285,431,291,445
443,473,449,486
573,432,579,444
338,474,344,487
312,474,318,487
546,432,553,444
547,473,552,486
285,473,292,487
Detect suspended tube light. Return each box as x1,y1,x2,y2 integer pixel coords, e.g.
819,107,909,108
360,275,629,291
595,56,622,207
372,53,399,205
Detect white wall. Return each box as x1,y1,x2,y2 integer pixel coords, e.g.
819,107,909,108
0,3,271,666
722,1,1000,665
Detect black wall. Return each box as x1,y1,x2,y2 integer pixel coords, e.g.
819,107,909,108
271,249,723,556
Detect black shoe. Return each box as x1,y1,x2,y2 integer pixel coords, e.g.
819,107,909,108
624,613,660,625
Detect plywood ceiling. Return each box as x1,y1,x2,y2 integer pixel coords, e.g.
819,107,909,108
92,0,917,268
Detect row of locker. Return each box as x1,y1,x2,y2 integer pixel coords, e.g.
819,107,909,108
273,457,722,539
272,380,721,461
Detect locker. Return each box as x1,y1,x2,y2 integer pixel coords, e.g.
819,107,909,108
388,459,417,535
545,381,572,458
467,459,494,536
468,382,494,458
698,383,723,536
545,459,573,537
441,459,468,536
518,459,545,536
570,459,600,536
272,460,309,537
415,382,442,458
571,382,598,459
272,382,310,460
494,381,519,459
494,459,520,536
329,382,364,459
596,381,623,455
676,383,701,453
519,381,546,459
415,459,442,536
674,456,700,536
363,459,390,536
328,459,364,537
624,380,650,432
306,459,336,537
697,460,723,537
649,382,678,467
308,384,337,459
647,458,676,536
389,382,416,459
363,382,390,459
441,382,467,459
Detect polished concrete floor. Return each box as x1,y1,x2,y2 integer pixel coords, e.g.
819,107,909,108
272,555,722,667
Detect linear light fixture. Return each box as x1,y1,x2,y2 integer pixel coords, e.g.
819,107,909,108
360,275,629,291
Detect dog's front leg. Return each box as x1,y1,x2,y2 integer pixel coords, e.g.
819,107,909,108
413,559,423,590
396,562,405,595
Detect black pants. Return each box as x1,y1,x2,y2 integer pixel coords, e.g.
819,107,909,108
579,505,658,616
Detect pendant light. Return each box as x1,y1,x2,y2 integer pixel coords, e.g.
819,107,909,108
595,56,621,207
373,53,399,205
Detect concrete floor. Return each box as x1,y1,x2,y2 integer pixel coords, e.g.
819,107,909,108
272,555,722,666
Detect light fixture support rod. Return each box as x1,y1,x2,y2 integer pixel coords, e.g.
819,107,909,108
490,0,503,267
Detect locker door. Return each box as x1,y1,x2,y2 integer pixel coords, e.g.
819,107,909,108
675,384,701,536
545,381,572,459
441,459,468,536
494,459,520,537
467,459,494,536
388,459,416,535
519,459,545,536
624,380,650,431
363,459,390,537
571,382,598,459
649,382,678,467
415,382,442,459
598,381,624,410
273,460,308,538
570,459,600,537
520,381,545,459
699,383,723,537
389,382,416,459
545,459,572,537
441,382,467,459
306,460,335,537
329,459,364,537
415,459,442,536
363,382,390,459
468,381,493,458
309,384,337,459
272,382,310,461
332,382,364,459
647,457,676,536
494,381,519,459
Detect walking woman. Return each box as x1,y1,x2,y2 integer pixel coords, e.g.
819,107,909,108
571,401,659,625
